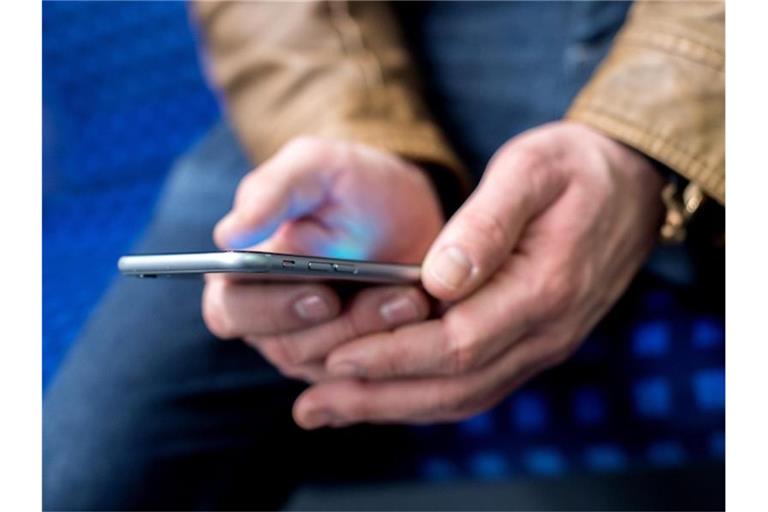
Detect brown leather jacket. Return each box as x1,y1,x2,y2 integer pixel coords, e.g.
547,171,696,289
192,1,724,205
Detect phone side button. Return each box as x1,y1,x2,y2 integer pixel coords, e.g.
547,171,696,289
308,262,333,272
333,264,356,274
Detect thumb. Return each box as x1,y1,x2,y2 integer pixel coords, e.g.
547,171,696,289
214,138,340,249
422,147,566,301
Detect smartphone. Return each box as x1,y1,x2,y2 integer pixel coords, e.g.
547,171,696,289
118,251,420,284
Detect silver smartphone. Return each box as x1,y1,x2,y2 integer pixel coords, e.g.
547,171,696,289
118,251,421,284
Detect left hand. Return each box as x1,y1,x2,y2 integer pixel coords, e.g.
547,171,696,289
292,121,666,428
203,137,443,383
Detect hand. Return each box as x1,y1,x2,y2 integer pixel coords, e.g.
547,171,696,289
202,137,443,381
294,122,665,428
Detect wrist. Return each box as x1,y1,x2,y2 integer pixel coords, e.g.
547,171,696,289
596,126,703,245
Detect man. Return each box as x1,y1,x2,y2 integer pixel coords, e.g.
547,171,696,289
44,1,723,509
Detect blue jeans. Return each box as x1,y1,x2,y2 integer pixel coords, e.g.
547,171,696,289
45,2,723,510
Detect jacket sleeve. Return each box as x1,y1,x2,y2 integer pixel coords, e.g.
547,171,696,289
566,1,725,204
190,0,472,203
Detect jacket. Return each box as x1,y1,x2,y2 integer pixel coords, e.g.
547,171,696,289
192,0,725,205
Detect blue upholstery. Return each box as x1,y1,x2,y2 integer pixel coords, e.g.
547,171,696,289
43,1,219,387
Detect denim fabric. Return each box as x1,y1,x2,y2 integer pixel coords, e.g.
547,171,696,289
395,1,631,176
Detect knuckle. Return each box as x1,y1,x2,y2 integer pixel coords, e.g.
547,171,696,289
460,208,510,254
533,268,575,319
442,314,484,375
516,144,551,172
492,139,549,177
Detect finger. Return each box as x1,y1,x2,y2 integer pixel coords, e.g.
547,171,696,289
295,333,557,428
214,138,344,249
202,274,341,339
247,285,430,368
421,144,567,301
326,257,536,379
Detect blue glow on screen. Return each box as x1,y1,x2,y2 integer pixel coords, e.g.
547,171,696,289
314,237,370,261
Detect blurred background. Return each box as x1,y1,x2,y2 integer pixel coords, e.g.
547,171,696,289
43,0,219,387
43,0,724,503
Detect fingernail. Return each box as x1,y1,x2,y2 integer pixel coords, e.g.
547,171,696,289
302,409,339,429
329,361,366,378
379,295,420,326
294,294,332,321
429,246,473,290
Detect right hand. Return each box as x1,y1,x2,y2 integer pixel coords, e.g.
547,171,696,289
202,137,444,382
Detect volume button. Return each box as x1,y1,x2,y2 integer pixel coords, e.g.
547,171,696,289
308,261,332,272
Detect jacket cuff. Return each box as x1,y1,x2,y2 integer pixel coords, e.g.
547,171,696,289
566,105,724,205
565,3,724,204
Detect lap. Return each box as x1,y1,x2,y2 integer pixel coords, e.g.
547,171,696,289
43,124,305,510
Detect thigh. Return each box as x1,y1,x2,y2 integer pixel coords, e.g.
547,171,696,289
43,124,305,510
